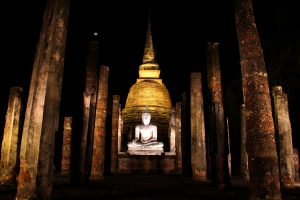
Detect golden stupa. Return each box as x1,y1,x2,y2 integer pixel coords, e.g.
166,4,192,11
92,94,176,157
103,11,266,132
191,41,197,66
122,20,172,146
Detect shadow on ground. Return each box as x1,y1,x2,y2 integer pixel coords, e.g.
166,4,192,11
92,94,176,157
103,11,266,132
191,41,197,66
1,175,300,199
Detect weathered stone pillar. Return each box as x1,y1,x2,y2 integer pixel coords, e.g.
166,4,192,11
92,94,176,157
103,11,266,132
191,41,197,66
235,0,281,199
240,104,249,181
190,72,206,180
118,106,123,153
79,39,99,182
181,92,189,175
175,102,182,174
272,86,294,187
293,149,299,183
90,65,109,180
0,87,23,183
226,118,232,177
207,42,227,187
61,117,72,176
111,95,120,173
169,107,176,153
16,0,70,199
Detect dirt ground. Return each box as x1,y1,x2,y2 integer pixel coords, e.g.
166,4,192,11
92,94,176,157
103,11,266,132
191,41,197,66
1,175,300,199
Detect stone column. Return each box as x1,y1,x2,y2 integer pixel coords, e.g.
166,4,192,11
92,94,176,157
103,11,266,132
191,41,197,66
293,149,299,183
175,102,182,174
16,0,70,198
118,106,123,153
235,0,281,199
272,86,294,187
240,104,249,181
0,87,23,183
207,42,227,187
90,65,109,180
226,118,232,177
111,95,120,173
169,107,176,153
190,72,206,180
79,40,99,182
181,92,189,175
61,117,72,176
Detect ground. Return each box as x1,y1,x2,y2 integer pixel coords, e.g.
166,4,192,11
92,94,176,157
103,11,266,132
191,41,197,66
1,175,300,199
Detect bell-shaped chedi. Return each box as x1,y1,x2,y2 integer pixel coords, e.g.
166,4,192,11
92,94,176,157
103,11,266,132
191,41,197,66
122,19,172,148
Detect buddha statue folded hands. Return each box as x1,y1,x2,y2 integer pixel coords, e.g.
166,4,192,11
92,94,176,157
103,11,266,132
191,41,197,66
127,109,164,155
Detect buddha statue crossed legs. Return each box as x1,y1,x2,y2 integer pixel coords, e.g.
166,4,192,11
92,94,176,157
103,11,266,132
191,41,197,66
127,109,164,155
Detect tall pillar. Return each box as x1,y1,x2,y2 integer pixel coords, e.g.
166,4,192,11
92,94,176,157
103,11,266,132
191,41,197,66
118,106,123,153
207,42,227,187
235,0,281,199
16,0,70,198
111,95,120,173
90,65,109,180
61,117,72,176
79,39,99,182
293,149,299,183
190,72,206,180
0,87,23,183
226,118,232,177
175,102,182,174
181,92,189,175
272,86,294,187
169,107,176,153
240,104,249,181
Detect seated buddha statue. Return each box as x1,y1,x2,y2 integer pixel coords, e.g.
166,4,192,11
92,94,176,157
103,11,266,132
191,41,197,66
127,109,164,155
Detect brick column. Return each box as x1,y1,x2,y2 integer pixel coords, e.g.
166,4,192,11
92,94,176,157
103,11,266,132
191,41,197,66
16,0,70,198
240,104,249,181
175,102,182,174
118,106,123,153
61,117,72,176
0,87,23,183
90,65,109,180
272,86,294,187
79,40,99,182
111,95,120,173
190,72,206,180
235,0,281,198
169,107,176,153
293,149,299,183
207,42,228,187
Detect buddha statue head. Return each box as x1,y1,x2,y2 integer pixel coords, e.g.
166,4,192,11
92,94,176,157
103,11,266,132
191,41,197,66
141,107,151,125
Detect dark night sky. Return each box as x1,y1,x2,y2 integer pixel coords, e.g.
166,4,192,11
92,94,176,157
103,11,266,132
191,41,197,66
0,0,300,159
0,0,239,111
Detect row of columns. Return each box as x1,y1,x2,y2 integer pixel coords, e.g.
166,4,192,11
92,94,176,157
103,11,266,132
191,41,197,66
187,40,299,192
0,1,111,199
1,42,299,199
0,0,299,199
1,44,299,200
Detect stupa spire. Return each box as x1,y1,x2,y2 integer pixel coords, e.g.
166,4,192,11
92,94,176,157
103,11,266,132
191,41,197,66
139,13,159,72
142,17,155,64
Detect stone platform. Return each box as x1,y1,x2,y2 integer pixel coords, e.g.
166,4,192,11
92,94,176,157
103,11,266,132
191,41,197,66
127,147,164,155
117,153,176,174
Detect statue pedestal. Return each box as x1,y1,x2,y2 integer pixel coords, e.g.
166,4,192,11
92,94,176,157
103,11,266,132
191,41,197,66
117,153,176,174
127,146,164,155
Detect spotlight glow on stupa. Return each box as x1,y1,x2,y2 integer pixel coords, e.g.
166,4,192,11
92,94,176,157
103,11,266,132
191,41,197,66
122,19,172,143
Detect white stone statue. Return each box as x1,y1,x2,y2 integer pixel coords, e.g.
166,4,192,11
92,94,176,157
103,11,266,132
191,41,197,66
127,109,164,155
